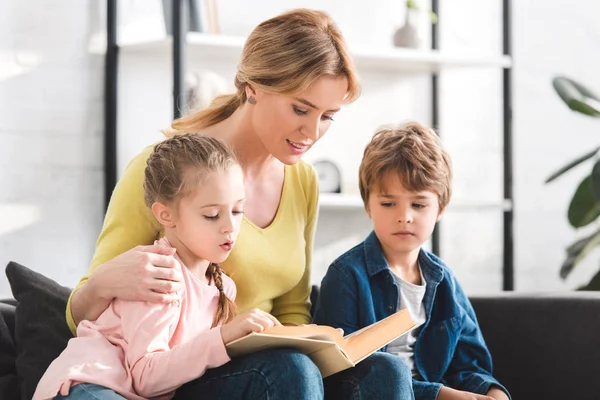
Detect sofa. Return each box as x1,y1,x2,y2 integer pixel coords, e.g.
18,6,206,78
2,261,599,400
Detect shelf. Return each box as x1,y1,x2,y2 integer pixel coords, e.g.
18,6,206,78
118,33,512,73
318,194,513,212
319,194,365,210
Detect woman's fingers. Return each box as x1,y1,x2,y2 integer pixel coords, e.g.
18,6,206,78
151,263,183,282
149,278,183,294
137,243,177,256
145,253,180,270
141,253,183,292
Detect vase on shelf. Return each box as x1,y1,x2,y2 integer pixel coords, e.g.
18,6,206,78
393,9,421,49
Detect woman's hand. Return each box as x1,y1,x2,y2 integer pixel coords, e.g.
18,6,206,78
88,244,183,303
221,309,282,345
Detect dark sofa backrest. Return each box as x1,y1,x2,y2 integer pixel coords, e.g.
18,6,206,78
471,293,600,400
311,286,600,400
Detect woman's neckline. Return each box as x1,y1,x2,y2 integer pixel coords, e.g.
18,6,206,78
243,165,289,232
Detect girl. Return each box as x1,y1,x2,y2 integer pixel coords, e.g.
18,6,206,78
34,134,291,399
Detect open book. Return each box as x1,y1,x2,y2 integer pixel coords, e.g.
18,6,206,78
225,309,416,378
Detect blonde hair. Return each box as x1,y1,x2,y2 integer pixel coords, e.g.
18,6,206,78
170,8,360,134
144,133,238,327
359,122,453,210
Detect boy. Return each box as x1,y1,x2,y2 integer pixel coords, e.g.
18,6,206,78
313,122,510,400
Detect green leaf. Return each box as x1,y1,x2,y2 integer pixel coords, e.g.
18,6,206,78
429,11,438,24
545,147,600,183
406,0,418,9
553,76,600,116
553,76,600,117
560,229,600,279
593,159,600,200
568,175,600,228
577,269,600,291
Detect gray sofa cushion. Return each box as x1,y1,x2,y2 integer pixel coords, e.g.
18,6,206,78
471,292,600,400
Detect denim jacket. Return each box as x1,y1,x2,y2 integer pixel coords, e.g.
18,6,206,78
312,231,510,400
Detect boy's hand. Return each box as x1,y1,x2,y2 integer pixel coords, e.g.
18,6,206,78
486,387,509,400
437,386,494,400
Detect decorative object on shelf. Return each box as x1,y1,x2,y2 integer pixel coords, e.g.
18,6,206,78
313,160,342,194
393,0,438,49
185,70,228,112
544,76,600,290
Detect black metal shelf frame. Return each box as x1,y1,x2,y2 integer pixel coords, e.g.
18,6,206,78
429,0,513,290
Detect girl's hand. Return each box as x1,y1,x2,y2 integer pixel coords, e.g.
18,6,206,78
220,309,282,345
89,244,183,303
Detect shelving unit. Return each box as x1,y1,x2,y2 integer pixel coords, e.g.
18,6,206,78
119,32,512,74
104,0,514,290
319,194,513,213
319,194,364,210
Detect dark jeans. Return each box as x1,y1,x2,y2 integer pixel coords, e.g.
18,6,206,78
54,350,414,399
174,348,324,400
176,349,414,400
324,352,414,400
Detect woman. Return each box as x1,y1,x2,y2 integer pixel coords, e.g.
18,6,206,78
67,8,412,399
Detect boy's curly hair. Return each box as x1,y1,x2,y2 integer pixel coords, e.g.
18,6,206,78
359,122,452,210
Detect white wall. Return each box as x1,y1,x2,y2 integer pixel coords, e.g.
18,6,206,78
3,0,600,298
0,1,105,297
513,0,600,290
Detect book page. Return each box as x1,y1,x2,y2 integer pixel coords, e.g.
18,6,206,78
261,325,346,349
226,333,337,359
343,309,416,363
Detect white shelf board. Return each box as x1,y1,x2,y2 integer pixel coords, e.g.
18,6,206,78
319,194,513,212
118,33,512,73
319,194,364,210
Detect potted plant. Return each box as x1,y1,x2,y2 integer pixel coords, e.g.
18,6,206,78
546,76,600,289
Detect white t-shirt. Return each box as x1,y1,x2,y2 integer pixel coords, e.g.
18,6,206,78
386,266,427,376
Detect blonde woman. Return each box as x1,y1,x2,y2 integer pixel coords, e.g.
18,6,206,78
66,9,412,399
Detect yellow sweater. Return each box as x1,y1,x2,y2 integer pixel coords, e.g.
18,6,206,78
66,145,319,333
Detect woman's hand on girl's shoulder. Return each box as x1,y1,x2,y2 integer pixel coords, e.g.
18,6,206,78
220,309,281,345
89,244,183,304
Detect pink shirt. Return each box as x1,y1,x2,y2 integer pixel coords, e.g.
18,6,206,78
34,239,236,400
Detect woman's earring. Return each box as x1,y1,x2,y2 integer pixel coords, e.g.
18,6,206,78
248,96,256,105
